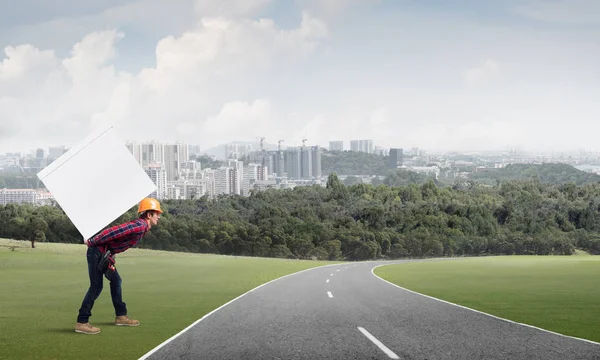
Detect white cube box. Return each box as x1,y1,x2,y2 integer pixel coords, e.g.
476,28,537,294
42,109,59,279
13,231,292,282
37,125,157,240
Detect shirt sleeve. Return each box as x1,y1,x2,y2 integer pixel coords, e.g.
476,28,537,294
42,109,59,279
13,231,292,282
88,221,145,247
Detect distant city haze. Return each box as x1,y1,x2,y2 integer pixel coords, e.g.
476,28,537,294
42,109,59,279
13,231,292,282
0,0,599,154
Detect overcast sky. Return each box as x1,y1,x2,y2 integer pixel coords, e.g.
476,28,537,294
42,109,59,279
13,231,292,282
0,0,599,154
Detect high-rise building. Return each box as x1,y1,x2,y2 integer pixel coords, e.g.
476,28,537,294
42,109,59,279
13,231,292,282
350,140,374,154
329,141,344,151
203,169,216,197
247,150,274,176
48,146,65,161
273,149,285,177
141,141,164,165
145,163,167,199
166,185,181,200
214,167,232,195
188,145,202,157
311,146,322,178
164,143,189,181
374,146,388,156
179,160,201,180
228,160,244,195
285,148,301,179
247,143,322,180
243,163,268,196
388,148,403,169
301,146,313,178
225,144,253,160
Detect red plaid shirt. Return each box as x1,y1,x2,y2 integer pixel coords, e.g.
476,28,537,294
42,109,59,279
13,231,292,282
88,219,149,255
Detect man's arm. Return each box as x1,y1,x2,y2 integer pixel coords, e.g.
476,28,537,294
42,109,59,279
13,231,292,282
88,221,145,247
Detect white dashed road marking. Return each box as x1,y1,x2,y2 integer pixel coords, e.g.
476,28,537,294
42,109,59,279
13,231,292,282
358,327,399,359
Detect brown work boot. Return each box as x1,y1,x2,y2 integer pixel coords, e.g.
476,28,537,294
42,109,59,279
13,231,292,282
114,315,140,326
75,322,101,334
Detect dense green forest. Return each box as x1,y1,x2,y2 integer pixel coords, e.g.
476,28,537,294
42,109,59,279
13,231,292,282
2,172,600,260
322,150,390,176
470,163,600,186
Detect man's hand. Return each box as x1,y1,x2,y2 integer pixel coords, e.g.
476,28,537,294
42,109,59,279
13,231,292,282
83,239,90,246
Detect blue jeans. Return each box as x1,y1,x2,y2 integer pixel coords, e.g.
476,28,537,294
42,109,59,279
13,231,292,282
77,246,127,323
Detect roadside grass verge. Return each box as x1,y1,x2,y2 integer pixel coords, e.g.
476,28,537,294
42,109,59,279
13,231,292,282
374,255,600,343
0,239,339,360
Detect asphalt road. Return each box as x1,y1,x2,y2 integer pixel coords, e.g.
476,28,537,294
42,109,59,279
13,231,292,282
140,260,600,360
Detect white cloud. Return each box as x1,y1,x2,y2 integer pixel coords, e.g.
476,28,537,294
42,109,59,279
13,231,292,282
62,30,124,82
0,10,329,152
140,10,327,89
202,99,276,143
515,0,600,24
0,45,57,82
1,1,599,155
0,30,133,149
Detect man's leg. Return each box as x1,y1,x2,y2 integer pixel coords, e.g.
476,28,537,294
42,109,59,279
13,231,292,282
76,247,104,334
110,268,140,326
109,268,127,316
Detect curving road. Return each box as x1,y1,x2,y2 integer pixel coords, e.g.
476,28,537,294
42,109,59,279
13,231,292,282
140,261,600,360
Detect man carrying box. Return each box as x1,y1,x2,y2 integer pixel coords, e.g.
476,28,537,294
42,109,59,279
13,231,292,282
75,198,163,335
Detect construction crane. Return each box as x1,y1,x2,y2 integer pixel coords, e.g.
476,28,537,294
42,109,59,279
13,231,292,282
278,140,284,151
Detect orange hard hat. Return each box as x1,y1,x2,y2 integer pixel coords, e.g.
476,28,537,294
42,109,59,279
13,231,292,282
138,198,163,214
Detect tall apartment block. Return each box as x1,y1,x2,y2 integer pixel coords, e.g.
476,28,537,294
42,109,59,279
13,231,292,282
285,146,321,179
310,146,322,178
228,159,244,195
247,145,322,180
145,163,168,199
388,148,403,169
225,144,253,160
163,143,189,181
329,141,344,151
127,141,190,181
243,164,268,196
350,140,374,154
214,167,232,195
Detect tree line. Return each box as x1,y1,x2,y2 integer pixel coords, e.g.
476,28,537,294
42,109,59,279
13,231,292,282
321,150,391,176
1,171,600,260
469,163,600,186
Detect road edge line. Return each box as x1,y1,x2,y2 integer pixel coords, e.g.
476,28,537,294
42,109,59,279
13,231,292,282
370,264,600,347
138,262,347,359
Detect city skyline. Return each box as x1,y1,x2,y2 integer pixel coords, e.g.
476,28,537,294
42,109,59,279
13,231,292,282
0,1,598,155
3,137,600,159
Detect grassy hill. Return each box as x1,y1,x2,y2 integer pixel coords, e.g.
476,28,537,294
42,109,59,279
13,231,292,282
2,239,599,359
375,256,600,343
0,239,336,360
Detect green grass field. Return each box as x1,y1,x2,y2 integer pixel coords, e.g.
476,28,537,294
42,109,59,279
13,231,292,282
0,239,338,360
374,255,600,343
